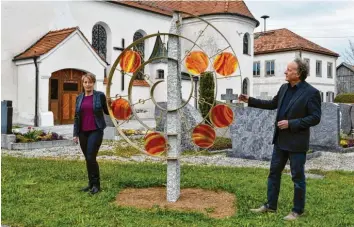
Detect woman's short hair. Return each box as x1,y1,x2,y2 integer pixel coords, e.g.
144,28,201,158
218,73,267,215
294,58,309,81
82,73,96,83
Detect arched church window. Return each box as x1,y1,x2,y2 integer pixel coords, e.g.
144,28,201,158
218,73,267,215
92,24,107,60
133,31,145,80
243,33,250,55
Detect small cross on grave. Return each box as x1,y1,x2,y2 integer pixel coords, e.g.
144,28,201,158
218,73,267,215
114,38,125,91
221,89,238,104
257,92,273,100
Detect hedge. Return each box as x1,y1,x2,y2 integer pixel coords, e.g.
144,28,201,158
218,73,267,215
334,93,354,103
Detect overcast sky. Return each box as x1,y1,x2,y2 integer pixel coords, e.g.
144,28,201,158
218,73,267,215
244,0,354,64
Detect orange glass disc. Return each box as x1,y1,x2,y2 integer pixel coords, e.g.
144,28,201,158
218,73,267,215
213,52,238,76
210,104,234,128
144,132,166,156
119,50,141,73
111,98,132,120
185,51,209,75
192,124,216,148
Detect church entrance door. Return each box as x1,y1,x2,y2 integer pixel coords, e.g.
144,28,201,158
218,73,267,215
49,69,85,125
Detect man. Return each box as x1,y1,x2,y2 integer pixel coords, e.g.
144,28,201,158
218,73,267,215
239,58,321,221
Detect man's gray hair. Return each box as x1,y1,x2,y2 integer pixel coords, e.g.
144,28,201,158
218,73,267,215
294,58,309,81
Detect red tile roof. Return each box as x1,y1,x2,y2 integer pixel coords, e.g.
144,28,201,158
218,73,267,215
133,80,150,87
13,27,77,60
13,27,108,64
254,28,339,57
111,1,258,25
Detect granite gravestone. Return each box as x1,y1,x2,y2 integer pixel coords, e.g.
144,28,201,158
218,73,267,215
339,104,353,135
1,100,13,134
228,102,342,160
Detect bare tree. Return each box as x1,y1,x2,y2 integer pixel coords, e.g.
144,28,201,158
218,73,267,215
343,40,354,65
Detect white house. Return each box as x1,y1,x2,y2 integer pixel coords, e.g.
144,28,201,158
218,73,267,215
253,28,339,102
1,1,258,127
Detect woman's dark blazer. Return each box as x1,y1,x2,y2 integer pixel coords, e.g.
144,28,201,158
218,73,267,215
73,90,109,137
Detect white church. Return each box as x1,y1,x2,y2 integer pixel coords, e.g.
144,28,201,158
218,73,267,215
1,1,339,127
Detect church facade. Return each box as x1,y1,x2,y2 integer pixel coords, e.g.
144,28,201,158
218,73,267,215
2,1,258,127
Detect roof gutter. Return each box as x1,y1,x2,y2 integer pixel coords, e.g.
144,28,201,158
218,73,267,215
13,56,41,62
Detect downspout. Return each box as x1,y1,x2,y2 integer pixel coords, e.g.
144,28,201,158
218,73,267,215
335,58,337,96
33,56,39,127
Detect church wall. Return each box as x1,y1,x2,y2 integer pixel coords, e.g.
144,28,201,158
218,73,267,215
1,1,171,124
148,63,168,103
39,32,106,115
180,15,257,101
40,33,105,80
17,63,36,125
181,79,195,107
2,1,258,124
130,86,155,119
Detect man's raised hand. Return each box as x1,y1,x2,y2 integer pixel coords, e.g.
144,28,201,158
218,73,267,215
238,94,249,103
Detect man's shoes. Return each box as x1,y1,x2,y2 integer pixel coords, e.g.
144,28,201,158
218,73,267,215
283,211,303,221
90,185,100,195
81,184,92,192
250,205,276,213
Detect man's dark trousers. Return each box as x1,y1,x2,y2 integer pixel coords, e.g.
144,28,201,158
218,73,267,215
266,145,307,214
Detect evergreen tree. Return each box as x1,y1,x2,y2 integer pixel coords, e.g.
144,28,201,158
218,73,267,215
198,71,215,119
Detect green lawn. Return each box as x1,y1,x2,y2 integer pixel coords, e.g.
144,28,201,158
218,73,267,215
2,156,354,227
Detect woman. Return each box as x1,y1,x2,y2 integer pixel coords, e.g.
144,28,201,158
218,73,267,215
73,73,109,194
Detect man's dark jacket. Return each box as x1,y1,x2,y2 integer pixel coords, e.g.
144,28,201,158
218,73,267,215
73,90,109,137
248,81,321,152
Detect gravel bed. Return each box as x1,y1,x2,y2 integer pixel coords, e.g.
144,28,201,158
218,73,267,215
2,146,354,171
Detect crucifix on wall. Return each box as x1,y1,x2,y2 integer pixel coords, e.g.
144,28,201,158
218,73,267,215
113,38,125,91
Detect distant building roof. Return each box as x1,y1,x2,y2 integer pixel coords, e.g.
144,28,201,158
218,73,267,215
254,28,339,57
337,62,354,72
